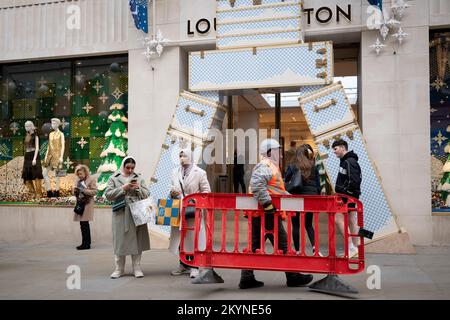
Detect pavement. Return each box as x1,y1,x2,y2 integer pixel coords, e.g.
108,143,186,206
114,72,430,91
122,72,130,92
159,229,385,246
0,240,450,300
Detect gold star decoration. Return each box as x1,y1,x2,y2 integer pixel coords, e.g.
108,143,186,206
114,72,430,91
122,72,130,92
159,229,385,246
433,131,448,147
93,81,103,93
99,92,109,104
77,137,88,149
431,78,446,91
112,87,124,100
83,102,93,114
64,88,75,101
64,157,74,169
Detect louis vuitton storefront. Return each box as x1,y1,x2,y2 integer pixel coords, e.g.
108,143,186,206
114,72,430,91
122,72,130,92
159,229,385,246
0,0,449,247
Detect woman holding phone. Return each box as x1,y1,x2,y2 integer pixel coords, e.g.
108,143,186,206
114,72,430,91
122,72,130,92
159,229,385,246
73,165,97,250
104,156,150,279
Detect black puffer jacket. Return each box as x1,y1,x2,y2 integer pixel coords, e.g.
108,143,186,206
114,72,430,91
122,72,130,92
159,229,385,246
335,151,362,199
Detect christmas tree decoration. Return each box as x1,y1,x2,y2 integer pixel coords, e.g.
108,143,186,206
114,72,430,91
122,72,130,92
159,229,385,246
96,103,128,194
433,130,448,147
438,134,450,207
93,81,103,94
76,137,88,149
10,122,20,135
140,29,171,61
370,38,386,55
392,27,408,45
82,102,93,114
64,156,74,170
64,88,75,101
98,92,109,104
391,0,410,19
380,24,389,41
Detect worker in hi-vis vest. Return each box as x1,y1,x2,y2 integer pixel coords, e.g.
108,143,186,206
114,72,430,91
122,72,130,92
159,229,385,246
239,139,314,290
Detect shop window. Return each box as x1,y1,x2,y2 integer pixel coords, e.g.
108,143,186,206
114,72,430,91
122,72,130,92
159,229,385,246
430,31,450,213
0,55,128,203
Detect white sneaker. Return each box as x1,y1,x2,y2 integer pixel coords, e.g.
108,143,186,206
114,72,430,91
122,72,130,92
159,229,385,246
349,246,359,258
312,247,324,257
190,268,199,279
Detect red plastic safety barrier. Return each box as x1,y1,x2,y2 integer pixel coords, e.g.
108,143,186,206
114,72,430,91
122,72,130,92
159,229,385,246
179,193,364,275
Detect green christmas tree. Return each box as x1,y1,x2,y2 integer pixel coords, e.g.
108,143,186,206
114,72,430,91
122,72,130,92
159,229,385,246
439,127,450,207
97,103,128,195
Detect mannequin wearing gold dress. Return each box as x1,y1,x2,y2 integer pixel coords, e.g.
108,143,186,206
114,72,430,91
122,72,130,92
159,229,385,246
43,118,65,198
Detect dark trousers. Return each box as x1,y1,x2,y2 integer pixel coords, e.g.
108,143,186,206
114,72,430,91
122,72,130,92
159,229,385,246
233,176,246,194
80,221,91,246
292,212,315,251
240,212,298,282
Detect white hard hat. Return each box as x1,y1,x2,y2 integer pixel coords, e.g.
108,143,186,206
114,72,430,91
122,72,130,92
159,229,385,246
260,139,281,155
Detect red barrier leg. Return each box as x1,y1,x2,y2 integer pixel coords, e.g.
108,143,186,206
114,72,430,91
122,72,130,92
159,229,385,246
221,209,227,253
287,212,294,254
234,210,239,253
314,212,319,257
301,212,306,256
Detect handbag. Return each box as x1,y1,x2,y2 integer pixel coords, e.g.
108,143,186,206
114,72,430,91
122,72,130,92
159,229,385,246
179,180,196,218
74,197,86,215
156,198,181,227
285,167,303,193
129,197,155,226
112,199,126,212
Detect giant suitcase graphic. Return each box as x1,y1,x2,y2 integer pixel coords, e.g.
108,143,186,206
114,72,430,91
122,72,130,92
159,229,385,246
216,0,303,49
149,92,226,234
189,42,333,92
173,91,227,134
299,82,395,236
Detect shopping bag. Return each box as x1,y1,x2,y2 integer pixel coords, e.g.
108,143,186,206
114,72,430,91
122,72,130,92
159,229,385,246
156,199,181,227
129,197,155,226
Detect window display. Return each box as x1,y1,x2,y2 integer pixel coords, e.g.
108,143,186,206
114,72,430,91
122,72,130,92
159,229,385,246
0,55,128,204
430,31,450,212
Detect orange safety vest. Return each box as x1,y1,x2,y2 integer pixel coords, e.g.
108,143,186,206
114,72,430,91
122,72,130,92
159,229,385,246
250,158,289,220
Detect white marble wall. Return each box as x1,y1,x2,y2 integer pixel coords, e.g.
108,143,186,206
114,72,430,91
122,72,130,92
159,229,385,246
361,1,432,245
0,0,136,62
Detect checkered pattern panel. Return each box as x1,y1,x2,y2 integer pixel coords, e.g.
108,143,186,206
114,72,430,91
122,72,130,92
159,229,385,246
217,18,300,36
197,91,221,102
217,31,301,49
298,85,326,98
148,91,227,234
301,86,354,136
217,3,300,21
173,95,221,133
190,43,332,91
217,0,291,10
149,134,204,234
317,130,393,234
156,198,180,227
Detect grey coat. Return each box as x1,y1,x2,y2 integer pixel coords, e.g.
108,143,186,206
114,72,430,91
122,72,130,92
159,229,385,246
104,171,150,256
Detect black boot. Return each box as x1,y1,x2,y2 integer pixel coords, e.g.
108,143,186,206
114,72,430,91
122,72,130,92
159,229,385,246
54,190,60,198
239,278,264,289
239,270,264,289
286,273,314,287
77,222,91,250
46,191,52,198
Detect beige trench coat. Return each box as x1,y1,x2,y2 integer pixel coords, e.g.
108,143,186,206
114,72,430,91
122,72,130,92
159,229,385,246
168,165,211,255
73,176,97,222
104,172,151,256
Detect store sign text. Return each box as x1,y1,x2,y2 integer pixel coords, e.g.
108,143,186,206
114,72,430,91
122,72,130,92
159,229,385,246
187,4,352,36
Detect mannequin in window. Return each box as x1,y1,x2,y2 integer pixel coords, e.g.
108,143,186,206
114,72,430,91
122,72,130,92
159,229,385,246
43,118,65,198
22,121,44,199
